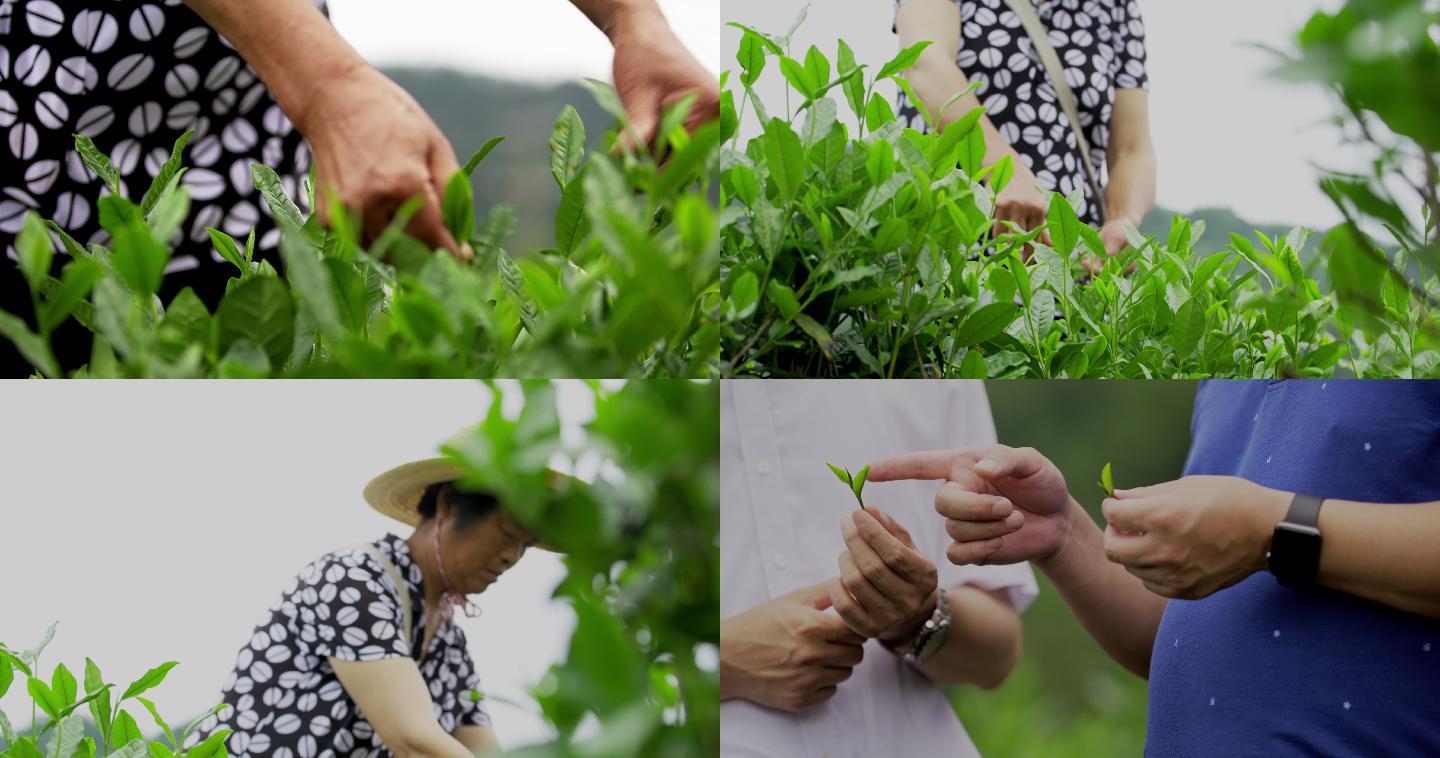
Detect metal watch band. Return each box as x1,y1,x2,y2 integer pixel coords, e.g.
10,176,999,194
900,587,950,663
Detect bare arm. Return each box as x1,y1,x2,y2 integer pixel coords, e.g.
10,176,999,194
895,0,1017,167
453,726,501,756
1038,500,1168,678
180,0,361,135
1316,499,1440,617
329,657,474,758
1099,88,1157,254
904,584,1022,688
567,0,719,147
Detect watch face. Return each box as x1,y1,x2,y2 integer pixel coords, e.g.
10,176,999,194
1270,523,1322,584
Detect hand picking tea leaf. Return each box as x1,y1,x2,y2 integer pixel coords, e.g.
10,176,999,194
828,463,867,510
1097,462,1115,498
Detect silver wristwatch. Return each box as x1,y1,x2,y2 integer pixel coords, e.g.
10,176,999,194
894,587,950,663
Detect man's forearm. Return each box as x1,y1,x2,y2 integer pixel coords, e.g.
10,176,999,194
1103,147,1157,227
1287,498,1440,617
1037,500,1167,678
903,584,1022,688
182,0,367,134
567,0,666,41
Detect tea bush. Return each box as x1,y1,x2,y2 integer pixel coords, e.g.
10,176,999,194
0,625,228,758
441,379,719,757
0,85,721,379
716,3,1439,378
2,380,718,757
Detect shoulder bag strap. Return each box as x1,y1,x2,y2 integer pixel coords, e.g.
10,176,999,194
999,0,1108,220
348,543,415,654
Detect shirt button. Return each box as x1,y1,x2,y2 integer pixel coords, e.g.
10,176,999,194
773,552,788,568
756,460,772,474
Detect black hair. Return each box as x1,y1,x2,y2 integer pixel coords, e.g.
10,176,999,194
417,482,500,529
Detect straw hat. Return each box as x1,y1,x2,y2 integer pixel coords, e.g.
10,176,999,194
363,431,567,551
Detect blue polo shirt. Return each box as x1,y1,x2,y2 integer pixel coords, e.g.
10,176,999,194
1146,380,1440,756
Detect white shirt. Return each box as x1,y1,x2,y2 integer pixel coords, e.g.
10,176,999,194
721,380,1039,758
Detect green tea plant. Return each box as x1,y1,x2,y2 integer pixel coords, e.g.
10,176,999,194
0,85,721,379
716,4,1439,378
1096,463,1115,499
827,463,869,509
443,380,718,757
0,624,229,758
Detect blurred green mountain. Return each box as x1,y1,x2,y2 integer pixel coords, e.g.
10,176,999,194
381,67,611,252
1142,206,1319,258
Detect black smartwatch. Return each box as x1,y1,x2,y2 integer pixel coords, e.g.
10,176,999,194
1268,493,1325,586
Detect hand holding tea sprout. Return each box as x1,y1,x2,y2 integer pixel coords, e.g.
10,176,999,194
1101,476,1291,599
184,0,717,256
830,506,941,644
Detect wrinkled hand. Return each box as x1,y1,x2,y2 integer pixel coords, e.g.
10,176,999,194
993,158,1051,258
298,64,469,259
868,445,1073,566
1102,475,1290,599
720,580,867,712
1082,218,1133,275
830,507,938,644
610,13,719,155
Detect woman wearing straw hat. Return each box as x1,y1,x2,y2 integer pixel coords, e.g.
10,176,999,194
184,454,549,757
894,0,1157,271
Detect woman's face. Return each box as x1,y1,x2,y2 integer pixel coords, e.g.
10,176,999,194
438,495,537,594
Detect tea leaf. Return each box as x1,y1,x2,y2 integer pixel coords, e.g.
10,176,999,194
827,463,852,486
217,276,295,369
121,661,179,701
135,695,176,747
462,136,506,178
28,677,62,720
549,106,586,189
0,707,13,743
762,118,804,204
184,731,230,758
0,311,59,378
83,658,111,742
51,663,77,708
140,130,194,217
74,135,121,196
442,171,475,244
497,248,538,333
877,41,932,81
17,212,54,294
852,464,870,505
41,714,82,758
1047,191,1082,257
1098,462,1115,498
954,302,1021,346
111,712,144,746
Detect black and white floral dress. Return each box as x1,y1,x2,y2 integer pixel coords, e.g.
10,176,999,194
893,0,1149,226
0,0,318,308
185,534,491,757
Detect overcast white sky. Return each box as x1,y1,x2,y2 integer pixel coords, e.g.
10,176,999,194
722,0,1351,230
0,381,617,748
332,0,720,79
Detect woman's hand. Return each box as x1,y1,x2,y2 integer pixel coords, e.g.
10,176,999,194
295,64,467,259
993,158,1052,256
830,508,939,644
608,9,720,154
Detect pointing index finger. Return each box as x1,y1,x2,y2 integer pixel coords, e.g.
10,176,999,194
865,449,955,483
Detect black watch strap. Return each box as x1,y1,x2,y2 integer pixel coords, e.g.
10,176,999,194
1285,492,1324,528
1269,493,1325,586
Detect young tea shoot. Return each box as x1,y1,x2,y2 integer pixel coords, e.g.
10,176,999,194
1097,462,1115,499
828,463,870,510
